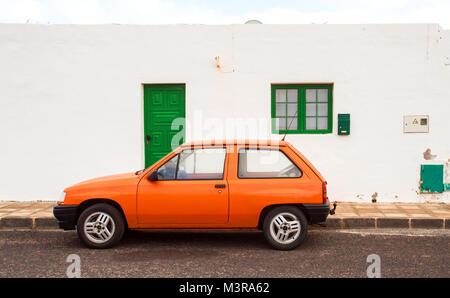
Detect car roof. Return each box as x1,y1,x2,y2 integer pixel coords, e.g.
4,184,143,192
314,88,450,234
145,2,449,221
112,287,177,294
180,139,288,147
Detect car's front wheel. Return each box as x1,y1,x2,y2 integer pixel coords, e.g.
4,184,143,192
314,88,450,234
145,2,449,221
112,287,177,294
263,206,308,250
77,203,125,249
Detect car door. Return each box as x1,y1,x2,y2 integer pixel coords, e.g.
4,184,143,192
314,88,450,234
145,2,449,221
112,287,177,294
136,146,229,226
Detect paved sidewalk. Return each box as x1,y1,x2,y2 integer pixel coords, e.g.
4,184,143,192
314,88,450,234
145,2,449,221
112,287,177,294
0,201,449,229
327,202,449,229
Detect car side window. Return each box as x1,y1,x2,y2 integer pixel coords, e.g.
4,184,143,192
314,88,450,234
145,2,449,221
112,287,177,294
177,148,226,180
238,148,302,178
156,155,179,180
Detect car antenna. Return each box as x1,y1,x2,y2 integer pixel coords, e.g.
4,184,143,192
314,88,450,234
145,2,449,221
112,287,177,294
281,110,298,141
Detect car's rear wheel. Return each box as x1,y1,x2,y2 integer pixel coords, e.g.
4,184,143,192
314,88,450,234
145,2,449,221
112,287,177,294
263,206,308,250
77,203,125,249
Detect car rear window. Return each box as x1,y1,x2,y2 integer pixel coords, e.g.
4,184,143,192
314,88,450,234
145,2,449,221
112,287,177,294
238,148,302,179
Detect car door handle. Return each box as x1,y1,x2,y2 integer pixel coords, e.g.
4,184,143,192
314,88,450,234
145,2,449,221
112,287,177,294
146,134,151,145
215,184,226,188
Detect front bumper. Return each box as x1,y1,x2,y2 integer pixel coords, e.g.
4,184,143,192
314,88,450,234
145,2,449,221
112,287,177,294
53,205,78,230
303,201,331,224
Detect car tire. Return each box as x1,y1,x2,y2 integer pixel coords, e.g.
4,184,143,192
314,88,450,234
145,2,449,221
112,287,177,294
263,206,308,250
76,203,125,249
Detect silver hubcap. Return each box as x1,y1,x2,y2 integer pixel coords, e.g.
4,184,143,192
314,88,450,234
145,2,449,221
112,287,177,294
270,212,301,244
84,212,115,244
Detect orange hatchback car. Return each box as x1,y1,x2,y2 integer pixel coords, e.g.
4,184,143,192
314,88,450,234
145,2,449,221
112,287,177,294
54,140,333,250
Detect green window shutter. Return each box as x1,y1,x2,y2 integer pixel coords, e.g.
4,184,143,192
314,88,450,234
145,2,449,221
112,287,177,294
271,84,333,134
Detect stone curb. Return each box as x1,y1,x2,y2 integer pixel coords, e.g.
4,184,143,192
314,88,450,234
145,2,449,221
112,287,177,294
410,218,444,229
0,216,448,230
34,217,59,229
377,218,410,228
321,217,448,229
343,218,375,228
1,217,34,229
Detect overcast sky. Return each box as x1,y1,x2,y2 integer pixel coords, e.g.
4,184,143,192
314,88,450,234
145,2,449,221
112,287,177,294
1,0,449,28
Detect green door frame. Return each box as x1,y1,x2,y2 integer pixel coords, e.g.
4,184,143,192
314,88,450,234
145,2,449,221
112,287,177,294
143,84,186,167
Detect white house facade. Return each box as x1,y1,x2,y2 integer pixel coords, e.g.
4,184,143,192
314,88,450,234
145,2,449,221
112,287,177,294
0,23,449,202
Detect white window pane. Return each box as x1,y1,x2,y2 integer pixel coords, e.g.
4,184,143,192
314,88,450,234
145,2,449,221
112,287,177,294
306,103,316,116
287,89,298,102
276,89,286,102
238,149,302,178
177,148,226,180
275,118,286,130
317,89,328,101
306,117,316,130
317,117,328,130
306,89,316,102
276,103,286,116
286,117,298,130
287,103,297,116
317,103,328,116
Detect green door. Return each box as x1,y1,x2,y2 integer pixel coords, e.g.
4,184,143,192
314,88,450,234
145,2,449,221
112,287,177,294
144,84,185,167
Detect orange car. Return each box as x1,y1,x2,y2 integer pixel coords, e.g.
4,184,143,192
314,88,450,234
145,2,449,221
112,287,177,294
54,140,333,250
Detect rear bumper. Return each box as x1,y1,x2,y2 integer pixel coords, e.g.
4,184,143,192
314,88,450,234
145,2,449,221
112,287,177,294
53,205,78,230
303,201,330,224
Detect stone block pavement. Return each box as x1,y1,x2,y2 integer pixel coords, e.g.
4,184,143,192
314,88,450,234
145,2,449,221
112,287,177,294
0,201,449,229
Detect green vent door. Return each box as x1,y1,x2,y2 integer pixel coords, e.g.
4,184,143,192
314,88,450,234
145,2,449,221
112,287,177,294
144,84,185,167
420,164,444,193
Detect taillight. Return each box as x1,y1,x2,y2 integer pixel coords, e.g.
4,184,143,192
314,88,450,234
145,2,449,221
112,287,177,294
322,182,328,204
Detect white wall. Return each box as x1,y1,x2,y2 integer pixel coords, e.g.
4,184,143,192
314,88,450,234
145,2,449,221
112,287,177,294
0,23,449,202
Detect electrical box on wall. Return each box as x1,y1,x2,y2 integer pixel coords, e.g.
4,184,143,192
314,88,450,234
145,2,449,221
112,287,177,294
403,115,429,133
338,114,350,135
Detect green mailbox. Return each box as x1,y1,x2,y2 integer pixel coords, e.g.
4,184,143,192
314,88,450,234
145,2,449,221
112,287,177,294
420,164,444,193
338,114,350,135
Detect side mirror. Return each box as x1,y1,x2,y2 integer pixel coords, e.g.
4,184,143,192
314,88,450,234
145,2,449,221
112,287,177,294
147,171,159,182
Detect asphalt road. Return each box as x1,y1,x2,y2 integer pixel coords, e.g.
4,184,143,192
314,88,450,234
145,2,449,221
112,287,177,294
0,228,448,278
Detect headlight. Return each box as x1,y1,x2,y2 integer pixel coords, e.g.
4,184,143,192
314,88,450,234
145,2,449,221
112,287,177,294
58,191,66,204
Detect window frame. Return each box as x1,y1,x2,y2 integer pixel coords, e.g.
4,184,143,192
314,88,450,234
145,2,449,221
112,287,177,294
237,148,303,179
155,147,227,181
271,84,333,134
155,154,179,181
